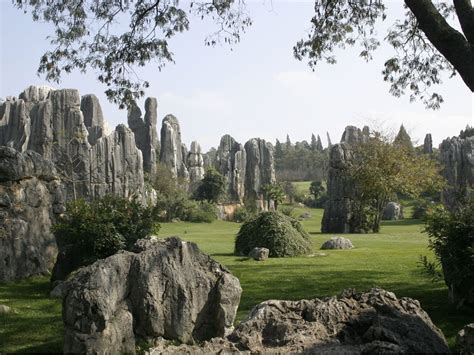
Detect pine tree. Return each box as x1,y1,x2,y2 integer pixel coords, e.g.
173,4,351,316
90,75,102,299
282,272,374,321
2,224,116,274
310,133,317,151
316,135,324,152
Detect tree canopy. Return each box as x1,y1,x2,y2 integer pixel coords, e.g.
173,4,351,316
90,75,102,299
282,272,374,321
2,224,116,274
16,0,473,108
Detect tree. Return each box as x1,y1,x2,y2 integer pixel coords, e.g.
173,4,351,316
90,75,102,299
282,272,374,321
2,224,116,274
348,132,445,232
294,0,474,109
261,183,286,210
15,0,251,107
282,181,297,204
274,139,284,159
393,125,414,152
309,180,325,200
310,134,318,151
316,135,324,152
286,134,292,150
194,167,225,203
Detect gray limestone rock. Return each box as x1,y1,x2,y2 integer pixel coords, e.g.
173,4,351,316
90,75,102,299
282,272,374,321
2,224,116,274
215,135,247,203
456,323,474,354
62,237,242,354
0,147,63,282
382,202,404,220
340,125,368,145
439,134,474,209
187,141,205,191
228,288,449,354
81,94,105,145
320,236,353,250
128,98,160,177
244,138,276,209
159,114,189,182
248,247,269,261
424,133,433,154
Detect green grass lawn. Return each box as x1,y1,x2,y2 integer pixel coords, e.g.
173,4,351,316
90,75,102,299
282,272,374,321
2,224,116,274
292,181,311,195
1,207,473,352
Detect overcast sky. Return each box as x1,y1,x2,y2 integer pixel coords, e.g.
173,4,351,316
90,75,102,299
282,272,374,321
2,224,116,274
1,0,472,151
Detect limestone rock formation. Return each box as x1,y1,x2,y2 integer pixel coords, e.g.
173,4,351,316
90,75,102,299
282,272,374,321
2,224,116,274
320,236,353,250
187,141,205,191
382,202,404,220
340,125,369,145
244,138,276,208
228,288,449,354
423,133,433,154
215,135,246,203
159,114,189,182
0,147,64,282
62,237,242,354
0,86,147,202
456,323,474,354
128,98,160,177
439,132,474,209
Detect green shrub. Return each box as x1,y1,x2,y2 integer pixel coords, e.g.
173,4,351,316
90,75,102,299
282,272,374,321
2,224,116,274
412,199,436,219
424,198,474,307
52,195,160,278
186,201,217,223
235,211,312,257
279,205,295,217
233,206,254,223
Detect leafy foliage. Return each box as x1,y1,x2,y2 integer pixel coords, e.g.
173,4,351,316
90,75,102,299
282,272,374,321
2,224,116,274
235,211,312,257
232,205,254,223
15,0,251,107
424,198,474,307
348,131,445,232
261,183,286,210
194,168,225,203
154,191,216,223
309,180,325,200
53,195,160,270
294,0,473,109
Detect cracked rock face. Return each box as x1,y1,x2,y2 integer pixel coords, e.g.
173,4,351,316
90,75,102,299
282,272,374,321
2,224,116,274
159,114,189,182
0,146,64,282
62,237,242,354
187,141,205,191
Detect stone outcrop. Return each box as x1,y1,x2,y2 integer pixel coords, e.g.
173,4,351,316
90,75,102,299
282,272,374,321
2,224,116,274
187,141,205,191
0,147,64,282
322,126,370,233
456,323,474,354
439,132,474,209
62,237,242,354
244,138,276,208
128,98,160,177
382,201,404,220
424,133,433,154
320,236,353,250
248,247,269,261
149,288,449,354
215,135,246,203
0,86,146,202
159,114,189,182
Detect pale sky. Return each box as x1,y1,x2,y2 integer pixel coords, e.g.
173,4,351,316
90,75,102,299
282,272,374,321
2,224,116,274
1,0,473,151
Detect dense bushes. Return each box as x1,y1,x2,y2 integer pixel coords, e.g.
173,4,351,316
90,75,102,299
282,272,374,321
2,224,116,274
235,211,312,257
424,198,474,307
155,192,217,223
52,195,160,279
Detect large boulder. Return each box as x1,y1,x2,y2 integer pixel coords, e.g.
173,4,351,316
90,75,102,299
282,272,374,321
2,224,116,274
228,288,449,353
320,236,353,250
0,147,64,281
62,237,242,354
456,323,474,354
382,202,404,220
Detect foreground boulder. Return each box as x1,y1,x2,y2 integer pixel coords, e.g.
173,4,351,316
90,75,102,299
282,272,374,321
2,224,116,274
149,288,449,354
62,237,242,354
229,288,449,353
456,323,474,354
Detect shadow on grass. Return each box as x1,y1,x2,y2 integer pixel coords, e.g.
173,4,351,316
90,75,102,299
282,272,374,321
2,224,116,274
381,218,422,226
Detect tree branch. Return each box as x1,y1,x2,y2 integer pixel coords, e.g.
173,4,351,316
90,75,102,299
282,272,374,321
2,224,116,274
404,0,474,91
453,0,474,44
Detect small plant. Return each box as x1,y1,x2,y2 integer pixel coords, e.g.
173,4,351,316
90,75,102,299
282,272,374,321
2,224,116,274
279,205,295,217
417,255,442,281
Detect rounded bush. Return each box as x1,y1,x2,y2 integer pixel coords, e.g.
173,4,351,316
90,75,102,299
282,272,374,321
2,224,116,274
235,211,312,257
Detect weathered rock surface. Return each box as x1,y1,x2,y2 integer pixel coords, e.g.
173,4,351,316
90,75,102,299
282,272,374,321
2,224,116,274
128,98,160,177
159,115,189,182
456,323,474,354
228,288,449,354
0,304,12,314
215,135,247,203
423,133,433,154
382,202,404,220
439,132,474,209
62,237,242,354
0,86,147,202
244,138,276,209
148,338,244,355
321,236,353,250
340,125,369,145
248,247,269,261
0,147,63,282
187,141,205,191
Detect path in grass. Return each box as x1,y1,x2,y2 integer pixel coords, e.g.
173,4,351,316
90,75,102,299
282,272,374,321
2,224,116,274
1,207,473,352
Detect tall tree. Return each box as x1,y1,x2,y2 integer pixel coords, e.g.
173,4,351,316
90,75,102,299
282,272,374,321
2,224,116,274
310,133,318,151
393,125,414,151
274,139,284,159
294,0,474,109
286,134,292,150
316,135,324,152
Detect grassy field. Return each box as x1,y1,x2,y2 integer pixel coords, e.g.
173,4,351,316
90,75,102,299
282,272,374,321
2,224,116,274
1,207,473,352
292,181,311,195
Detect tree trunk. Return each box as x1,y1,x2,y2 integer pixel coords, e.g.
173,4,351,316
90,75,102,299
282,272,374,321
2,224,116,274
405,0,474,92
